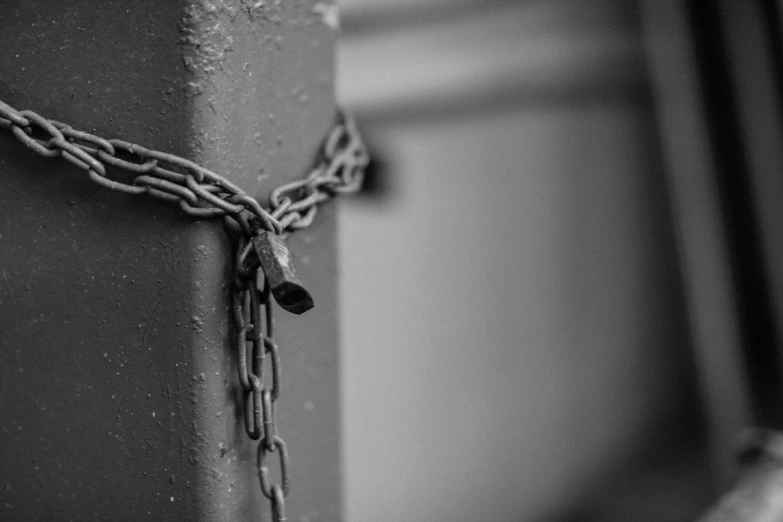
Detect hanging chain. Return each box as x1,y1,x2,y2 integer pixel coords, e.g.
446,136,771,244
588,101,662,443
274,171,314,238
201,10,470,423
0,98,368,521
233,237,291,519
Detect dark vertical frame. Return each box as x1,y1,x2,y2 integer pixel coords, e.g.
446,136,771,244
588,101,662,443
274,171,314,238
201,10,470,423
639,0,753,485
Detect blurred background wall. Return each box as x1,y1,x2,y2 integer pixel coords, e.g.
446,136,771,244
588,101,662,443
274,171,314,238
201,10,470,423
335,0,710,520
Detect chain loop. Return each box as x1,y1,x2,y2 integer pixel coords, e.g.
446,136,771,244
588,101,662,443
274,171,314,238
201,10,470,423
264,337,281,401
0,100,30,127
50,121,116,155
0,98,368,522
97,140,159,173
261,388,276,451
258,435,291,499
245,375,264,440
12,110,64,157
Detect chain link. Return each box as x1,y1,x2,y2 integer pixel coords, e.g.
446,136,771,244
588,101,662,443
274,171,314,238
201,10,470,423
0,101,368,235
0,98,368,521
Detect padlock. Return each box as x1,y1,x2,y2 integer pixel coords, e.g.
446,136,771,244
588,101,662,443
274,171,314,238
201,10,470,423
252,230,314,315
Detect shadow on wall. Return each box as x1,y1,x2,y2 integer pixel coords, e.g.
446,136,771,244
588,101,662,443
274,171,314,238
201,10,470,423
336,1,710,521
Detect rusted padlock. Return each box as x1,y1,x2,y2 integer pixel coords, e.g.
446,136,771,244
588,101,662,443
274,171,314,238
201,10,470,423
253,230,314,315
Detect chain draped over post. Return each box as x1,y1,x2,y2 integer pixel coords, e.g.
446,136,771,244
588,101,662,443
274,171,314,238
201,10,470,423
0,98,368,522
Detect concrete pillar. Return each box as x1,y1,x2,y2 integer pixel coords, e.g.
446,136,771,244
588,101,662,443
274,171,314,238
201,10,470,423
0,1,340,519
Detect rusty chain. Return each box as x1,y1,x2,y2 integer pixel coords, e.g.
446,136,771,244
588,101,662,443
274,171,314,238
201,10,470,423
0,98,368,522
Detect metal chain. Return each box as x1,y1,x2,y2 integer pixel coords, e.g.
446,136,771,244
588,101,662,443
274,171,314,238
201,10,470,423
0,98,368,521
0,99,368,236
